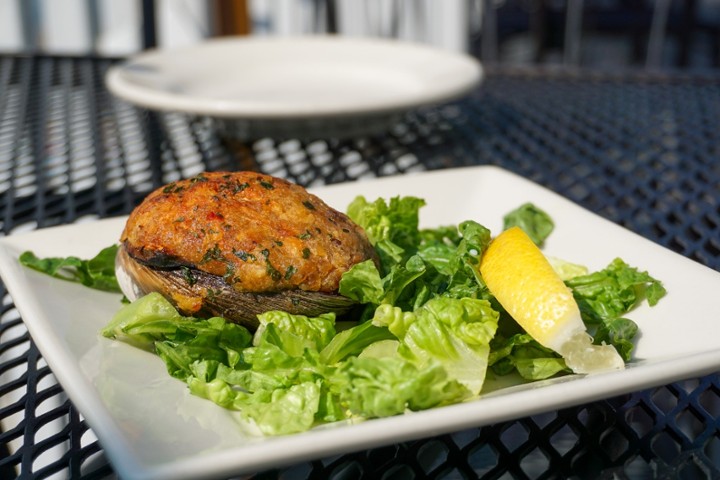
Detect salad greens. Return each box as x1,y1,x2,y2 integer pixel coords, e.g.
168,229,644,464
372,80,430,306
22,196,666,436
502,202,554,246
101,294,474,435
19,245,121,293
566,257,666,361
340,195,492,315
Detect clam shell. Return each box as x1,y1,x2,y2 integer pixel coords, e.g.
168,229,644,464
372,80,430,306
115,245,357,331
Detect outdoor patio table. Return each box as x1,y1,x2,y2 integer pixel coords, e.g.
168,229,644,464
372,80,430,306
0,54,718,479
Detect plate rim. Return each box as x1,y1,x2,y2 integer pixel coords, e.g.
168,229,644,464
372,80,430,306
104,35,483,119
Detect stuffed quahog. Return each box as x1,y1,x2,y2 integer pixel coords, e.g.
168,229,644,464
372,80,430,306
116,171,377,330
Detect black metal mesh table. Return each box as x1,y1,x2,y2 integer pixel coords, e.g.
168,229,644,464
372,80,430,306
1,55,719,479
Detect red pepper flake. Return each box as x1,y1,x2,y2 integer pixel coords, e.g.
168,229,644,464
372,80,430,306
207,211,224,221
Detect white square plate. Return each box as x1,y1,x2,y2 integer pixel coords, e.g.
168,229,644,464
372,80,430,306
1,166,719,480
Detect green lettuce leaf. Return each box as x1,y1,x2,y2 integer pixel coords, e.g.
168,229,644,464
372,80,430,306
187,377,323,435
565,257,665,361
489,333,568,380
346,195,426,271
330,356,469,418
103,293,253,379
380,254,427,305
567,257,666,321
253,310,336,352
101,292,189,349
347,195,426,252
233,381,323,435
372,297,499,395
20,245,121,293
502,203,554,245
338,259,385,304
339,254,424,312
320,320,394,364
416,225,462,276
590,317,639,361
341,219,492,314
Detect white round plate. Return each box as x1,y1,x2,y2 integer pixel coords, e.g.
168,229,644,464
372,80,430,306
105,36,482,138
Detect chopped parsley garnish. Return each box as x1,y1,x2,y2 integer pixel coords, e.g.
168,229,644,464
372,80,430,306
162,183,185,194
233,249,255,262
190,174,209,183
284,265,297,280
223,262,236,280
181,266,197,286
200,244,225,264
265,261,281,281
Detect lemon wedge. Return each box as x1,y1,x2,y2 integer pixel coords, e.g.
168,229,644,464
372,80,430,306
480,226,624,374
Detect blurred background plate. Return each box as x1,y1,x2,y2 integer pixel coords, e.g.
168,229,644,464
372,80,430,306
105,35,483,139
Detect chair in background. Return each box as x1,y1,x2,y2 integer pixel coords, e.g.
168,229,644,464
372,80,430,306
473,0,719,69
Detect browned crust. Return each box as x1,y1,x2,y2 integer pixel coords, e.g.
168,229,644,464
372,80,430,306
121,171,377,293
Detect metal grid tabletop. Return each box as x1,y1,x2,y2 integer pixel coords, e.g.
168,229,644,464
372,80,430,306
0,55,719,479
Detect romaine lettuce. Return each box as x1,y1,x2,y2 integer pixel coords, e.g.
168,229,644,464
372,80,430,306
371,297,499,395
566,257,666,361
502,202,554,245
103,292,488,435
346,195,425,270
489,333,568,380
20,244,121,293
330,356,469,418
347,195,425,251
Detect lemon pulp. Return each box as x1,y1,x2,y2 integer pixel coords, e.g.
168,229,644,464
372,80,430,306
480,227,623,374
